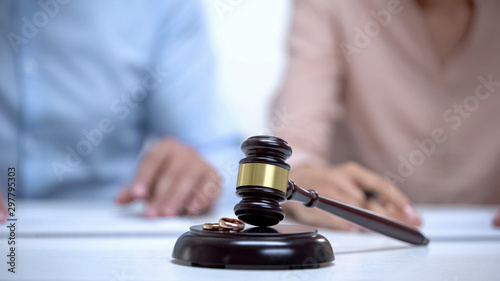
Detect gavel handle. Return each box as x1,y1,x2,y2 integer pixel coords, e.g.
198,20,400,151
287,181,429,246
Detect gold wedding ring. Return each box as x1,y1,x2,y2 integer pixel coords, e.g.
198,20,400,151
219,218,245,231
202,218,245,232
202,223,227,231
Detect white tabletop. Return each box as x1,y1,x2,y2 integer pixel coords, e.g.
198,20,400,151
0,201,499,281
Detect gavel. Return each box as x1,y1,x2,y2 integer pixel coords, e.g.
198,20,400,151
233,135,429,246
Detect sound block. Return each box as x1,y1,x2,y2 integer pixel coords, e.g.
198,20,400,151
172,224,334,269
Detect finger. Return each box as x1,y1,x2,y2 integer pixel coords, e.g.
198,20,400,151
133,140,177,198
149,152,188,216
185,172,221,216
385,202,422,227
157,163,203,217
185,176,220,216
494,208,500,227
156,148,207,216
321,213,360,231
143,202,157,219
366,200,421,228
285,201,358,231
0,193,7,223
308,211,354,231
343,162,410,208
115,188,136,205
363,200,393,231
322,173,366,207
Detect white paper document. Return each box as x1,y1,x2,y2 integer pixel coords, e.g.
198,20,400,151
418,205,500,241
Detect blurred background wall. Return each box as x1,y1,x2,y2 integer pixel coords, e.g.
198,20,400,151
202,0,292,138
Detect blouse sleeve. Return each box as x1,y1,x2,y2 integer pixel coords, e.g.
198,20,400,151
272,0,347,167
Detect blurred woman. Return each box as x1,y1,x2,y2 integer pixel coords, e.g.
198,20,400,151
273,0,500,230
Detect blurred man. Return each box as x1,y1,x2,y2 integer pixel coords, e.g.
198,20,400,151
0,0,240,223
273,0,500,230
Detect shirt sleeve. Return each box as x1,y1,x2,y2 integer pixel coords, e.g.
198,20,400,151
144,0,242,201
272,0,346,167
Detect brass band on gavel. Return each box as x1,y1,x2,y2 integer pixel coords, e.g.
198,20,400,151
236,163,289,194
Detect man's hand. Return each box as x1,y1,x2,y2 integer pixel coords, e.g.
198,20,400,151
494,208,500,227
285,162,422,231
0,192,7,224
116,139,221,218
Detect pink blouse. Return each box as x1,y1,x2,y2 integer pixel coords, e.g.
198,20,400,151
273,0,500,204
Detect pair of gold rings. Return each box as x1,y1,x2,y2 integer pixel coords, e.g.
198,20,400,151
203,218,245,232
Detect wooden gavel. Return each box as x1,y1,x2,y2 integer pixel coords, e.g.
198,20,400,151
233,135,429,246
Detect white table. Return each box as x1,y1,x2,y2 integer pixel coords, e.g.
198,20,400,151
0,201,499,281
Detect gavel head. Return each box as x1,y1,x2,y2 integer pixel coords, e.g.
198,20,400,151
233,135,292,227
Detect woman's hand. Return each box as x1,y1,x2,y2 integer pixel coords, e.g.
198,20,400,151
285,162,422,231
116,138,221,218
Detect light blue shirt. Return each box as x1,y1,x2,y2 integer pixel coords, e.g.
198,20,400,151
0,0,241,200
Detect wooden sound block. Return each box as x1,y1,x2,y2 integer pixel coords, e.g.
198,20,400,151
172,224,334,269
